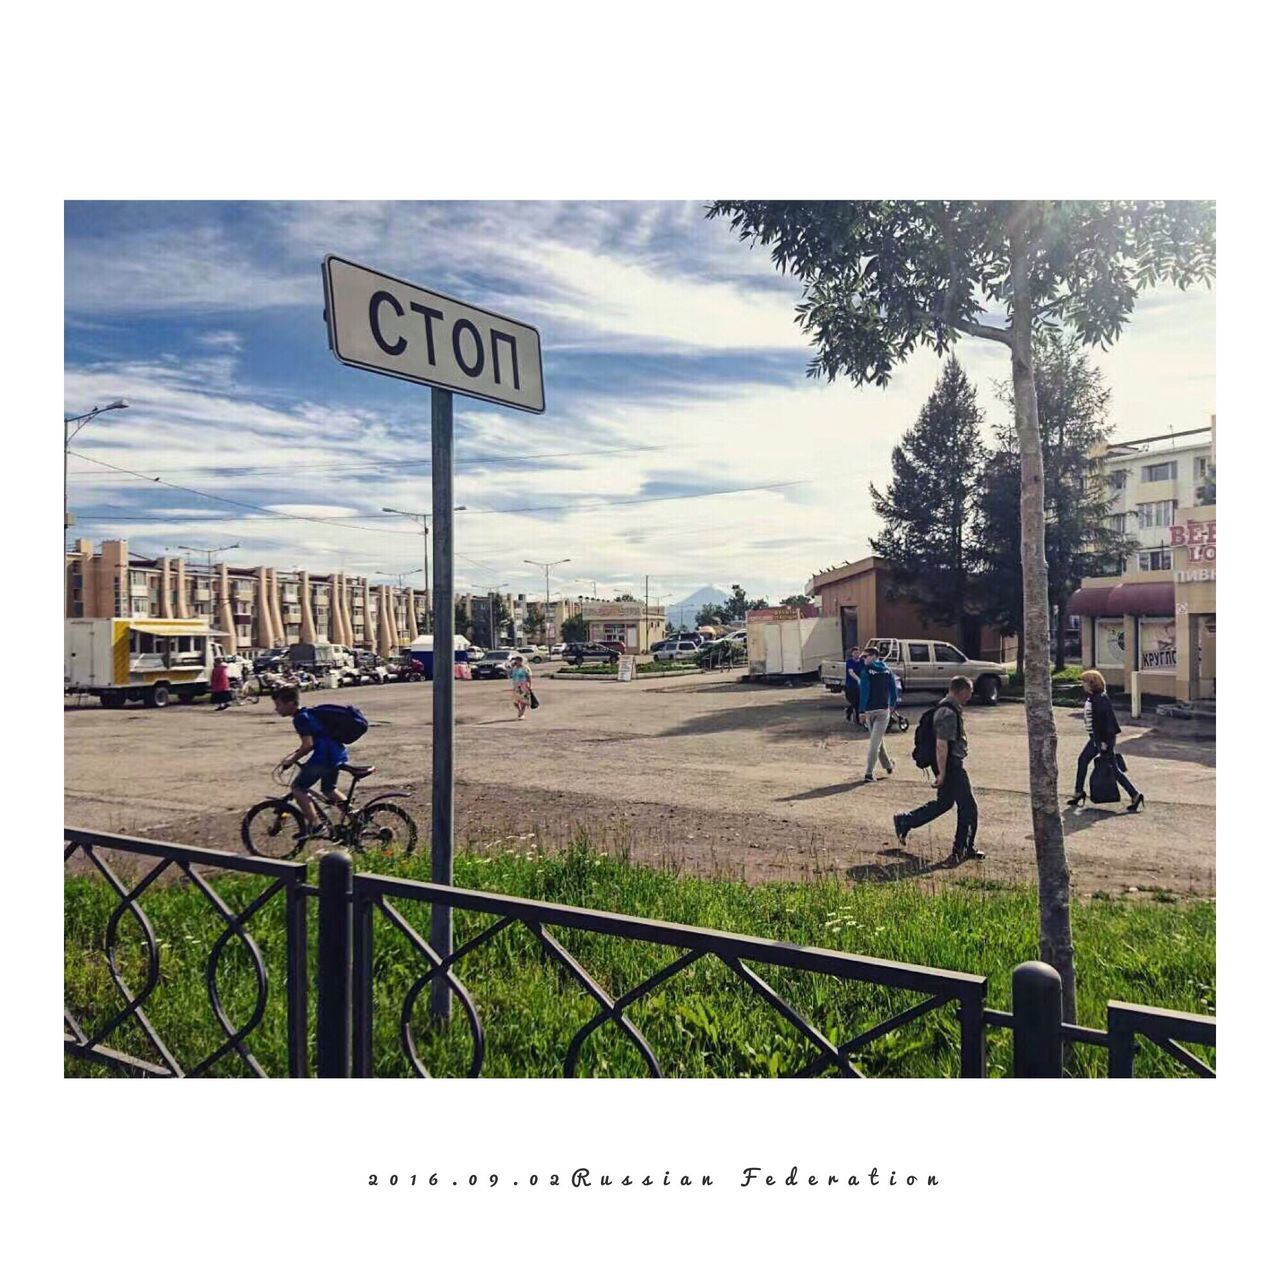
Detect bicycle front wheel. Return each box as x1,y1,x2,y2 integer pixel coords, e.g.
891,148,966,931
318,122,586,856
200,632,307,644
242,800,308,858
357,803,418,857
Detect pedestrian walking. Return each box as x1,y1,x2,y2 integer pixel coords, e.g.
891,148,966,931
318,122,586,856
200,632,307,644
893,675,984,861
210,656,232,711
510,653,533,720
858,651,899,781
843,646,866,722
1067,669,1144,812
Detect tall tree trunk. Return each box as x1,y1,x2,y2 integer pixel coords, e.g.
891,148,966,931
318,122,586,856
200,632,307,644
1009,223,1077,1022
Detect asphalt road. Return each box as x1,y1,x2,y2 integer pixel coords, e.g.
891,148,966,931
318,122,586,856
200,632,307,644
64,671,1215,898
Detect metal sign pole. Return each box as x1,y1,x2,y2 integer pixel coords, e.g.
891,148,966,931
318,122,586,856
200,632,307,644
430,387,455,1020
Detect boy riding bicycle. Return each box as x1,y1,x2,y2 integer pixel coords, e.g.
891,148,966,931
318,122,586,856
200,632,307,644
271,685,348,833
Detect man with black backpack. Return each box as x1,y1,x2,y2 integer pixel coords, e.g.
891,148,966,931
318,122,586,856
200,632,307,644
271,686,368,834
893,675,984,863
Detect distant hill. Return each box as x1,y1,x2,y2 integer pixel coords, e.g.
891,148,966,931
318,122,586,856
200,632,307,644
665,585,730,626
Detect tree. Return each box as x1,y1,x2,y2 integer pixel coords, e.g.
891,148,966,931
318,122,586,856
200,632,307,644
695,601,722,628
779,593,812,608
1027,330,1136,668
454,600,470,636
870,356,987,650
973,446,1025,670
615,592,638,602
525,602,546,644
708,199,1215,1021
561,614,587,644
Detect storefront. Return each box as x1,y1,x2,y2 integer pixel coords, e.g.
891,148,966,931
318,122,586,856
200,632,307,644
581,602,667,655
1069,505,1215,702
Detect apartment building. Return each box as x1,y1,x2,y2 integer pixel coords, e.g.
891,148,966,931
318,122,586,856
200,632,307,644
1069,416,1217,702
1098,418,1215,575
66,539,598,657
65,538,427,658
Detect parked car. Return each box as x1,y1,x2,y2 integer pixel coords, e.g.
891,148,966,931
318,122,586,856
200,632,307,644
651,639,701,663
254,647,289,673
563,642,621,666
465,645,486,663
550,643,567,656
472,649,521,678
516,645,549,663
819,637,1007,705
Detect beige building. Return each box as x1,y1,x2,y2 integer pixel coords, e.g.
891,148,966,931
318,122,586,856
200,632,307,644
1068,503,1216,703
1067,417,1216,703
66,538,425,659
581,601,666,654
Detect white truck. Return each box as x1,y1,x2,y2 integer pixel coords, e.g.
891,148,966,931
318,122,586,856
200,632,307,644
65,617,244,708
820,637,1008,706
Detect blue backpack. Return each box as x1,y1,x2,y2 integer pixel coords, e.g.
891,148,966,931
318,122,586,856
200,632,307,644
311,704,369,744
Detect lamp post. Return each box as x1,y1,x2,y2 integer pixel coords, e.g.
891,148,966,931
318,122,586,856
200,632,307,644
64,399,128,615
482,583,509,649
177,542,239,625
383,506,466,632
524,557,570,646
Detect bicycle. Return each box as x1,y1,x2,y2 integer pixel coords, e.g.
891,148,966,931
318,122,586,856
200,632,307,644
240,762,418,859
232,675,261,705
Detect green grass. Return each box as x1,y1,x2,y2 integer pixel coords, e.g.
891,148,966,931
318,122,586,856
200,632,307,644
65,843,1214,1079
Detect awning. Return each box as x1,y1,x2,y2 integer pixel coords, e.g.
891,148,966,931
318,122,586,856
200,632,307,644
1106,582,1176,616
1064,587,1115,618
128,622,212,636
1066,581,1177,618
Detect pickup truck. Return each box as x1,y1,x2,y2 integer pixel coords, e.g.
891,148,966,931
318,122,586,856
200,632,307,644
820,638,1007,705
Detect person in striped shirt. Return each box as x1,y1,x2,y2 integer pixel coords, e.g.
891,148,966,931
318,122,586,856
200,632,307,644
1067,669,1143,811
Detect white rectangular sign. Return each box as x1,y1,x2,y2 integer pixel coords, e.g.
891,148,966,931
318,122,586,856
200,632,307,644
322,255,545,413
617,654,636,682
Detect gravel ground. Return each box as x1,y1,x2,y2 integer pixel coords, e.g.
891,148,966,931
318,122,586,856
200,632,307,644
64,670,1215,898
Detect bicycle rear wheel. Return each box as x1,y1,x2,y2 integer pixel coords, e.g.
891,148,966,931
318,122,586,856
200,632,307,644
242,800,308,858
356,802,418,857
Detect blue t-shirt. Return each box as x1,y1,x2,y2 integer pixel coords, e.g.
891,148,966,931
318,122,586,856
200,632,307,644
293,708,348,768
845,656,865,684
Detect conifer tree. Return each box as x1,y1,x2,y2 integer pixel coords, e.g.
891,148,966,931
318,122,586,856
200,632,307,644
870,356,987,648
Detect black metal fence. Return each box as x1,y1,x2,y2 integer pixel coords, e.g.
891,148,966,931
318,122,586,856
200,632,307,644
64,831,1215,1079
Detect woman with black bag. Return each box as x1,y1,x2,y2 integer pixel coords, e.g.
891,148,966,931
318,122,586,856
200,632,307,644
1067,669,1144,812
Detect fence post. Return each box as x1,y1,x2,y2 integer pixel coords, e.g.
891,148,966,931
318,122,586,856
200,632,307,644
284,876,309,1078
1012,961,1062,1078
317,851,353,1078
1107,1004,1136,1077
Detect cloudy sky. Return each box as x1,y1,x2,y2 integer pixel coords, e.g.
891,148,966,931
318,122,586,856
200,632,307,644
64,201,1216,607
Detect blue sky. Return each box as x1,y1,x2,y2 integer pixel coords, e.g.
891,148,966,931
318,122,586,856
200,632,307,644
64,201,1216,606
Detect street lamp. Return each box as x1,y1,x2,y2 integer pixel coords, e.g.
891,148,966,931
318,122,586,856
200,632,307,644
178,543,240,623
575,577,599,598
64,399,128,615
482,583,509,648
382,505,467,631
524,558,570,647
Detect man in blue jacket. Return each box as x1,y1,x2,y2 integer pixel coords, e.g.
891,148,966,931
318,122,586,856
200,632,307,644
858,653,899,781
844,646,869,722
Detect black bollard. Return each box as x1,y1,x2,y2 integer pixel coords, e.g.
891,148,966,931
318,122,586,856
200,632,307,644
1012,961,1063,1078
317,850,353,1078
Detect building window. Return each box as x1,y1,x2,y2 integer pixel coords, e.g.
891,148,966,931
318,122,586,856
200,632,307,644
1108,470,1127,492
1138,548,1173,571
1136,500,1177,529
1105,514,1126,533
1141,461,1177,483
1194,455,1210,479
